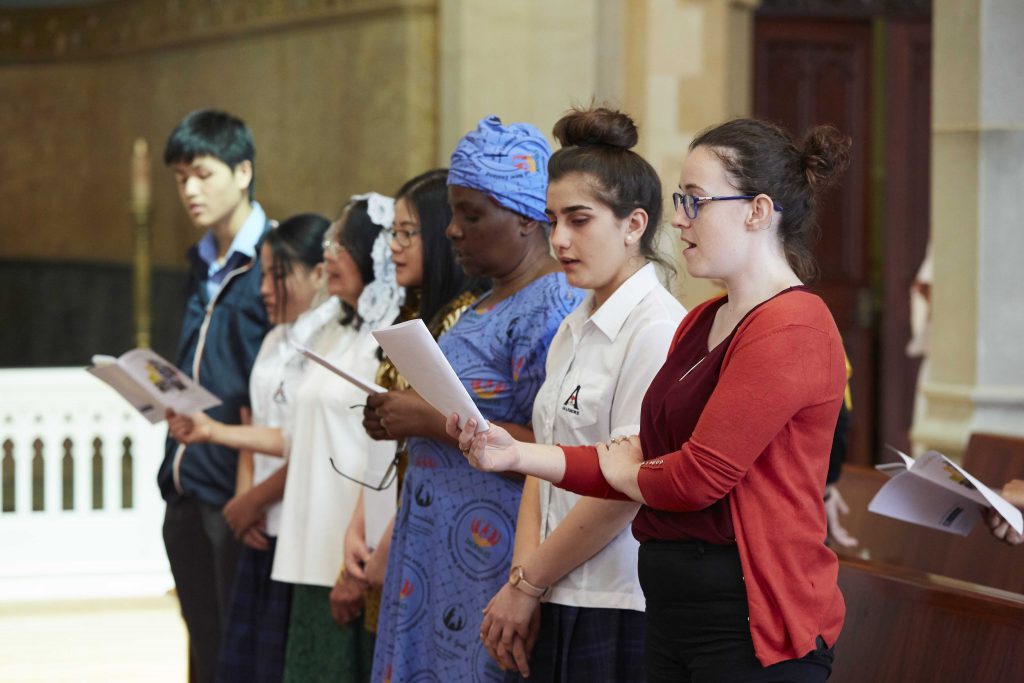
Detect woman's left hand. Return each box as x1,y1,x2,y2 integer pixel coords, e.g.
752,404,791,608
597,435,645,502
223,489,264,540
365,389,437,440
329,572,366,627
480,583,541,676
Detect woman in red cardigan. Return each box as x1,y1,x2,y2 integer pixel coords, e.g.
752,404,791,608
448,118,852,682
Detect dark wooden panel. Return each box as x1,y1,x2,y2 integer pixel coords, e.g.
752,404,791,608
879,19,932,454
754,18,874,466
0,260,185,367
834,557,1024,683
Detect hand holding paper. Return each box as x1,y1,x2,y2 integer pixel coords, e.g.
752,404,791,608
371,319,488,434
869,447,1024,537
87,348,220,423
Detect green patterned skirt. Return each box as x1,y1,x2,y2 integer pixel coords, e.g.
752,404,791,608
282,584,374,683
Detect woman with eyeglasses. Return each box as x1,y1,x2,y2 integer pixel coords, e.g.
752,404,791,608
169,195,391,683
336,169,486,650
368,116,585,683
449,118,852,682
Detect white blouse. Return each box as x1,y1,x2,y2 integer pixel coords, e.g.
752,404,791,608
248,298,339,536
271,304,381,587
532,264,685,611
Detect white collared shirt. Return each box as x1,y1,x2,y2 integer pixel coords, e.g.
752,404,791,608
532,263,686,611
271,309,380,587
248,297,339,536
197,201,267,299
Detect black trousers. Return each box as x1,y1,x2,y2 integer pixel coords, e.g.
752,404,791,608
163,496,242,683
638,540,834,683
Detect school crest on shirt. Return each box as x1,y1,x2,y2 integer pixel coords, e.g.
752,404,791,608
561,384,581,415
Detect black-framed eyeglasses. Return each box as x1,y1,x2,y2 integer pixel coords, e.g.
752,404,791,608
329,453,399,491
672,192,784,220
382,227,421,248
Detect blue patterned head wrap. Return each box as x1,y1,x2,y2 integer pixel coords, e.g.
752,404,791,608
447,115,552,222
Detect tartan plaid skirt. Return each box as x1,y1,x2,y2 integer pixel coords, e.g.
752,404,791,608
217,536,293,683
505,602,646,683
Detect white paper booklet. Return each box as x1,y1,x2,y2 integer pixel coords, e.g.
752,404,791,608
295,345,385,395
87,349,221,424
371,318,488,433
869,446,1023,536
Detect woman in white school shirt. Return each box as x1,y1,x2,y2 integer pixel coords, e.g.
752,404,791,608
480,107,686,682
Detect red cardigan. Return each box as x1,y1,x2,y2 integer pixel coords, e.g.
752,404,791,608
559,290,846,666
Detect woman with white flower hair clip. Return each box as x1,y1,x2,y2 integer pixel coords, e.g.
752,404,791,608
340,168,488,652
169,194,393,682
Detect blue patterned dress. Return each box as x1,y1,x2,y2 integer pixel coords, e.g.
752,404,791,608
372,272,583,683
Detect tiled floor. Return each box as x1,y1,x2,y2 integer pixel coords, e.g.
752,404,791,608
0,594,187,682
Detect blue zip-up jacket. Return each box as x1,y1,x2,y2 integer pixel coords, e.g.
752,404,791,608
157,221,272,507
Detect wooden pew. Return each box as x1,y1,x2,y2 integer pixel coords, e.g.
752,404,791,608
962,432,1024,492
832,463,1023,595
832,557,1024,683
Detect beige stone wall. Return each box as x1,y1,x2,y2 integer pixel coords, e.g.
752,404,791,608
437,0,758,309
1,0,757,286
0,0,438,267
913,0,1024,455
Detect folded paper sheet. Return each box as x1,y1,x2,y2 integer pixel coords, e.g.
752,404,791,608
869,447,1023,536
371,319,488,433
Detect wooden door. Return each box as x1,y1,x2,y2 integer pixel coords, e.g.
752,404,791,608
879,19,932,454
754,19,875,465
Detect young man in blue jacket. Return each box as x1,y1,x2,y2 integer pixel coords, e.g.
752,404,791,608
160,109,272,683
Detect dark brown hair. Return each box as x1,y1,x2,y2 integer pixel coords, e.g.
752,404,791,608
549,106,673,275
690,118,851,282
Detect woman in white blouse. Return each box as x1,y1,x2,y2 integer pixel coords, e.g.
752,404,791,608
479,108,686,681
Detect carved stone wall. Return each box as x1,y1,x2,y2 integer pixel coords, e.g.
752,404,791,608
0,0,438,265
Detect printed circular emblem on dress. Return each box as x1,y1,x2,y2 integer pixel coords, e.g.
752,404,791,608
441,603,467,632
449,499,513,580
395,557,429,629
414,480,434,507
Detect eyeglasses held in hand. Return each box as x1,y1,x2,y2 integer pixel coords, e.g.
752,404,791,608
329,454,399,491
672,192,784,220
382,227,421,248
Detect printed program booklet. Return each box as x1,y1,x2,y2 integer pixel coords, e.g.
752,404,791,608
87,349,221,423
868,446,1023,536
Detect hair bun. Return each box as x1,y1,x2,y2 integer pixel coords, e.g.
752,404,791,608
800,125,852,192
553,107,638,150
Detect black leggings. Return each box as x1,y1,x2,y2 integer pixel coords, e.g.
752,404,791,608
638,540,834,683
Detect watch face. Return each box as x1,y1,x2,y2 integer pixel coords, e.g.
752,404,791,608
509,566,521,585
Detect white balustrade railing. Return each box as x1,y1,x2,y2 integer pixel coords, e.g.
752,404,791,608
0,368,173,602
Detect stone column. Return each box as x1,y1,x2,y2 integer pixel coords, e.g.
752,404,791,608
913,0,1024,456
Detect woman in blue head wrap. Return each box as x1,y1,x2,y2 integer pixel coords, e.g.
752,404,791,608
368,116,585,682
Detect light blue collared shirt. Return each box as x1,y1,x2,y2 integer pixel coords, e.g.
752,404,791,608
196,201,267,300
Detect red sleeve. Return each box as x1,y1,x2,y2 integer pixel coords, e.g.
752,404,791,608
638,321,840,511
557,445,631,501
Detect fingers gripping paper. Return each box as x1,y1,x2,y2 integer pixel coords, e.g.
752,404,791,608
371,319,489,433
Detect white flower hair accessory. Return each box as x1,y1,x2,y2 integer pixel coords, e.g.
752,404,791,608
351,191,396,230
354,192,404,331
